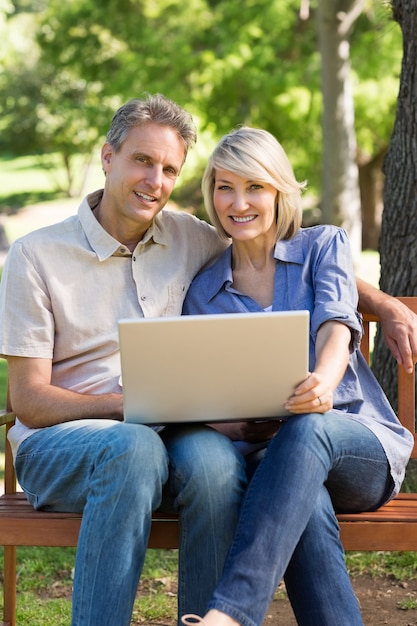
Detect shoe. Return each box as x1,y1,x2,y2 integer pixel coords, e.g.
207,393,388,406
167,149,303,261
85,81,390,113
181,615,206,625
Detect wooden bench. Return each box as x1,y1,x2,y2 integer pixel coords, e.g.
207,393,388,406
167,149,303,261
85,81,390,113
1,297,417,625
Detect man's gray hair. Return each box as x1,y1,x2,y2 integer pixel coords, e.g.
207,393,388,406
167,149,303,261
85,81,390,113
106,93,197,157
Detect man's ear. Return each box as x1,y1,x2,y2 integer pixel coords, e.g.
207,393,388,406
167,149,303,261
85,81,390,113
101,143,113,174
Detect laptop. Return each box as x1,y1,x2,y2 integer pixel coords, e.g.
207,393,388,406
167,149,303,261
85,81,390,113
118,310,309,425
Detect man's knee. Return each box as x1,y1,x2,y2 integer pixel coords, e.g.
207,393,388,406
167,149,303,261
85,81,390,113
99,423,169,477
164,425,247,497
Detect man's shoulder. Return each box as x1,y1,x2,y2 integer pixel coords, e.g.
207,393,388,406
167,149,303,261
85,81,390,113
189,245,230,287
11,214,79,247
158,207,211,230
155,208,224,252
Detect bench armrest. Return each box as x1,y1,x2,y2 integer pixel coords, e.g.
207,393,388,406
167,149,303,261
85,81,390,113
0,412,16,427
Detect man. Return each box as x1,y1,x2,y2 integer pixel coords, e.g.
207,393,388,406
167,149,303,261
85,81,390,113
0,95,247,626
0,94,415,626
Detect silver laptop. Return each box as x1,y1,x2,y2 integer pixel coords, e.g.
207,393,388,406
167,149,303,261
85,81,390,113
118,311,309,424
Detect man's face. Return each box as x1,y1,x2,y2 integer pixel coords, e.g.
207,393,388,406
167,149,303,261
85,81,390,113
101,122,185,234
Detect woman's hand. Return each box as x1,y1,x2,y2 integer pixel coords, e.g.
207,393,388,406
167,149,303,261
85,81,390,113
284,372,333,414
285,320,351,415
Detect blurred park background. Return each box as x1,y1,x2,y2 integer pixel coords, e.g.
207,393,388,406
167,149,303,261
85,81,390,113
0,0,403,253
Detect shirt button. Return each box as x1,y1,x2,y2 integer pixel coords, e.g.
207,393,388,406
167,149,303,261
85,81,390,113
133,256,136,261
120,247,127,254
141,296,146,301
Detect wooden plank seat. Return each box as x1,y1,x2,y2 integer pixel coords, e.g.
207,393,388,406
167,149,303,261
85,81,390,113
0,492,179,549
1,297,417,625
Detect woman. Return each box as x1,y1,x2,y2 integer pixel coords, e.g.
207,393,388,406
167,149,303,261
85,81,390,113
180,127,414,626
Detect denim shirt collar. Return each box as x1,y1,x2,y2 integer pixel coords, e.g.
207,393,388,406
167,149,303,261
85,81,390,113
205,233,305,302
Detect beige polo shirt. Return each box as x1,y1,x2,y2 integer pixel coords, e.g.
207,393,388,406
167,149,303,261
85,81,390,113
0,190,227,453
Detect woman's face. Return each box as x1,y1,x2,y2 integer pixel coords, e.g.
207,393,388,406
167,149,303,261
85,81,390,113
213,169,279,242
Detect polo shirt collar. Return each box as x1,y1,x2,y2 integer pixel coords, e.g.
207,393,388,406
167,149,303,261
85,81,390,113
79,190,168,261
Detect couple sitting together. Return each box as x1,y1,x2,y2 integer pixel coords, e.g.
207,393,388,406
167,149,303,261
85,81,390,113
0,94,414,626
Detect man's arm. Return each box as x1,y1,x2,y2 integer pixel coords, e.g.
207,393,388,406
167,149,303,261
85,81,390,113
356,278,417,373
7,356,124,428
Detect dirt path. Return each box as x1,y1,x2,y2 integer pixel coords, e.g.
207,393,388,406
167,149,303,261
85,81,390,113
262,575,417,625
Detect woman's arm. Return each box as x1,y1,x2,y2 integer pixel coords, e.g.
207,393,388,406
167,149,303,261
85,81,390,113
285,320,351,414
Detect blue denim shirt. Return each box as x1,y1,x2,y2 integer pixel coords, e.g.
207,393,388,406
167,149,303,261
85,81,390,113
183,225,413,496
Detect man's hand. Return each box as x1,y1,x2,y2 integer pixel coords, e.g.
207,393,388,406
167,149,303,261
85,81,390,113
356,278,417,373
378,301,417,373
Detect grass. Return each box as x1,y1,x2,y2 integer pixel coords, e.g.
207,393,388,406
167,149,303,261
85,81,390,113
1,546,416,625
0,154,103,214
0,546,178,624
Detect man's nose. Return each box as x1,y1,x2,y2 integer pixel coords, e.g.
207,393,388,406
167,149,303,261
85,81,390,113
145,166,163,189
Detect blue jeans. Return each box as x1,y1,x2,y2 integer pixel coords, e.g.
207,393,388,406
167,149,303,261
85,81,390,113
207,412,393,626
14,420,247,626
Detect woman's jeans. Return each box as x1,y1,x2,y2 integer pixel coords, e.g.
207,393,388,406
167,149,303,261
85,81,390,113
208,412,393,626
14,420,247,626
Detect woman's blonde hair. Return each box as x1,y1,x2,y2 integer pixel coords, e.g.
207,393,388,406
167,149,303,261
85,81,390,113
202,126,306,240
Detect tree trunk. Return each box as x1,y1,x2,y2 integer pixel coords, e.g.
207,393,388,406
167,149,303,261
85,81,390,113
372,0,417,409
358,148,386,250
316,0,363,264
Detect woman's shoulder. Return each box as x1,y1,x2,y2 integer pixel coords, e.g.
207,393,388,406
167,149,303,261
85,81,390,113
298,224,348,240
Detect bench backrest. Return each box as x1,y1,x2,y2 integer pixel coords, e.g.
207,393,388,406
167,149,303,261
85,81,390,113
359,297,417,459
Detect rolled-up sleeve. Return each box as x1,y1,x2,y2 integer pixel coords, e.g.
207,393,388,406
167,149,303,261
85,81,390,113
273,226,363,354
309,228,362,351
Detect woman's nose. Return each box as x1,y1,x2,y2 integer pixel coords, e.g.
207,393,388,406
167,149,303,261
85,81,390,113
233,192,249,210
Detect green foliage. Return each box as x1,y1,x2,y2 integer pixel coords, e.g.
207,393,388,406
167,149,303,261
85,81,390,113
0,0,403,203
352,3,402,158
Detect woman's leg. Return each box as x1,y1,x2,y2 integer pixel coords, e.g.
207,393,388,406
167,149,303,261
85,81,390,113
162,424,247,623
284,486,362,625
206,413,392,626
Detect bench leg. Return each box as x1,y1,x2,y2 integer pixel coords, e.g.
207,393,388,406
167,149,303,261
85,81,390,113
3,545,16,626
